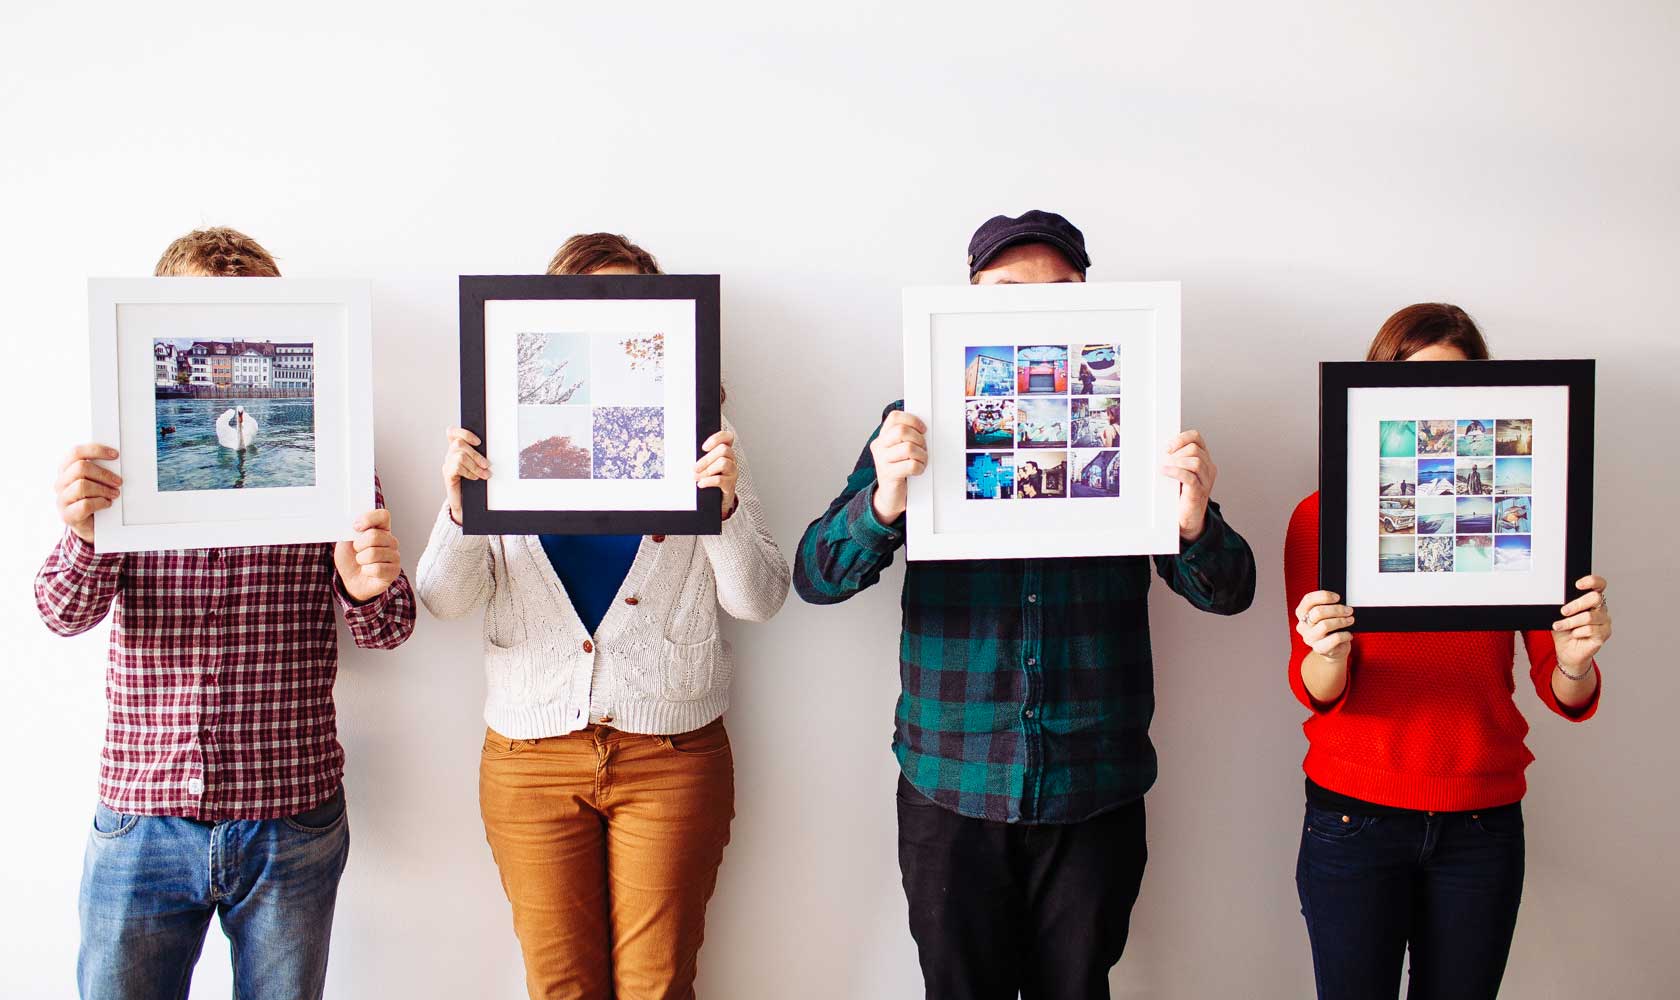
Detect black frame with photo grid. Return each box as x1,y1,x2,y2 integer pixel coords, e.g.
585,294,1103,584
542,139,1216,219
961,343,1122,502
1320,359,1595,632
458,274,722,535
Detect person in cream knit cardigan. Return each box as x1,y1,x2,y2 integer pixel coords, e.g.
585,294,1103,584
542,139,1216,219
415,233,790,1000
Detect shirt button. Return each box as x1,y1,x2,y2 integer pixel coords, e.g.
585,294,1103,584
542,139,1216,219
1027,657,1037,666
582,640,594,653
185,777,204,796
625,597,639,606
1024,708,1035,719
1027,594,1038,603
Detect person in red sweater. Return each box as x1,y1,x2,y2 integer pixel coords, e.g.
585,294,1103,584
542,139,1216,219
1286,303,1612,1000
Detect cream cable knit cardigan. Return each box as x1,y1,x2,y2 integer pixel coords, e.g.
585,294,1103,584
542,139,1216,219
415,424,790,737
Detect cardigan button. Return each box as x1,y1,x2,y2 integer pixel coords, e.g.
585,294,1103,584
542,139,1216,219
582,640,594,653
625,597,639,606
651,535,666,543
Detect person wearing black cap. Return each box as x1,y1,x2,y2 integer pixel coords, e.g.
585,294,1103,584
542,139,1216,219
793,211,1257,998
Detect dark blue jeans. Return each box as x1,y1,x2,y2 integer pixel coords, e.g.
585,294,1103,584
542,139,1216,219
1295,801,1525,1000
78,792,350,1000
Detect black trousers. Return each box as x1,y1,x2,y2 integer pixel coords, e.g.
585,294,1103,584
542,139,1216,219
896,776,1148,1000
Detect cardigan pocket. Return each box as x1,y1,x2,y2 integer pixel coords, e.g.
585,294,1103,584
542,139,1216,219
658,635,721,702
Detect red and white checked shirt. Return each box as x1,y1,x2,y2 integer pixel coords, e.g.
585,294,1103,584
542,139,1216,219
33,481,416,820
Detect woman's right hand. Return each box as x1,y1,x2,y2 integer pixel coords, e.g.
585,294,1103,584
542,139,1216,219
1295,590,1355,662
57,444,122,543
443,428,490,524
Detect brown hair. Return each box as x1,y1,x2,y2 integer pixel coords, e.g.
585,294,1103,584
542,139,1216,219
154,227,280,277
1365,303,1490,361
546,233,661,277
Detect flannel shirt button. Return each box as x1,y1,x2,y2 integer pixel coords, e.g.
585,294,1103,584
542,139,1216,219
1027,594,1038,604
1024,708,1035,719
1027,657,1037,666
185,777,204,796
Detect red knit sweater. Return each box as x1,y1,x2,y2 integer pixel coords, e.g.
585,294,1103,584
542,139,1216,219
1285,493,1599,811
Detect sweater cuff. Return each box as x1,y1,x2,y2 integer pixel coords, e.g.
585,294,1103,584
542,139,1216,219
846,485,905,554
1553,661,1601,721
1178,502,1230,560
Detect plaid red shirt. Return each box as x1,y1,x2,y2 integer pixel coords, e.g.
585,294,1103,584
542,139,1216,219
33,481,416,820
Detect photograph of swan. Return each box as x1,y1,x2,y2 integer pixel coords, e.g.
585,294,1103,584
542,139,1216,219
153,337,316,491
216,406,259,450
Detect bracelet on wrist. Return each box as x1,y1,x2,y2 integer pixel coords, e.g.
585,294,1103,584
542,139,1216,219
1557,659,1594,682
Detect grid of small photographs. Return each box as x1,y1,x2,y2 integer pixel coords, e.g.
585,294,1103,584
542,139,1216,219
1377,418,1534,574
963,343,1121,501
515,331,666,480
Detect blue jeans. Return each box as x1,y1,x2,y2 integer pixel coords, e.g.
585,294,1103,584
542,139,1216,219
77,792,350,1000
1295,801,1525,1000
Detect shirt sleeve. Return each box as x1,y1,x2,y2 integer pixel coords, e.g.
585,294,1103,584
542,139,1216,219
334,474,418,650
1521,629,1600,721
1283,494,1351,714
34,530,125,637
699,417,791,623
792,402,907,605
1152,499,1257,616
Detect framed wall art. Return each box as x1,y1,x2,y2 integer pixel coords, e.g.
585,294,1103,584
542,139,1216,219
902,281,1182,561
1319,359,1595,631
88,277,374,552
458,274,721,535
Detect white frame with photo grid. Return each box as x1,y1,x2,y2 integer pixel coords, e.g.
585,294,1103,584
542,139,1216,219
88,277,373,553
902,282,1181,561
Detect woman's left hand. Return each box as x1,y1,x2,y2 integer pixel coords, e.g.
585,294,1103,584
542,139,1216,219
1552,574,1612,671
695,429,739,516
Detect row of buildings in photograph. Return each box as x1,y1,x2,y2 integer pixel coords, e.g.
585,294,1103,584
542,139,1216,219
154,340,314,390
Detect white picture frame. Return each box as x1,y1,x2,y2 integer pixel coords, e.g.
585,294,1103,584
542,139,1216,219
902,281,1182,561
88,277,374,553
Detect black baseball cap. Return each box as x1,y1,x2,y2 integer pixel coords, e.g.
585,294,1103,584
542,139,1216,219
967,210,1090,278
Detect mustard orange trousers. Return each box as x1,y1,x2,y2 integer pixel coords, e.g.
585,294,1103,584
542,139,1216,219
479,718,734,1000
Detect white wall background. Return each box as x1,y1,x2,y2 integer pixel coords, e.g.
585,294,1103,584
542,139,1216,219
2,3,1676,997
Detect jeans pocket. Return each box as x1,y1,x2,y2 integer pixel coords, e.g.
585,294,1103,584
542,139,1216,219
90,802,137,839
1304,805,1372,842
481,728,529,760
283,789,348,834
658,718,730,757
1469,803,1525,840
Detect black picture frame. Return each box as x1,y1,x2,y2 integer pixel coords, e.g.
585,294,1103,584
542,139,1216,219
1319,359,1594,631
458,274,722,535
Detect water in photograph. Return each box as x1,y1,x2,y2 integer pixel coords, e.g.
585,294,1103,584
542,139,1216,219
154,397,316,491
1456,497,1494,534
1378,537,1415,573
1495,457,1532,495
1417,458,1456,495
1379,420,1416,458
1457,419,1494,456
1455,537,1492,572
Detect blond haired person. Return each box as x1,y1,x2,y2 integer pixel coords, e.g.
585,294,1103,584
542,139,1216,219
417,234,789,1000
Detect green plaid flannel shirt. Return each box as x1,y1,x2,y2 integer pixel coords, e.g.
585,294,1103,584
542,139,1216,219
794,401,1256,824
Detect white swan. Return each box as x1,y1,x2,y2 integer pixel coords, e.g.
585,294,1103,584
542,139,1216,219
215,406,259,450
